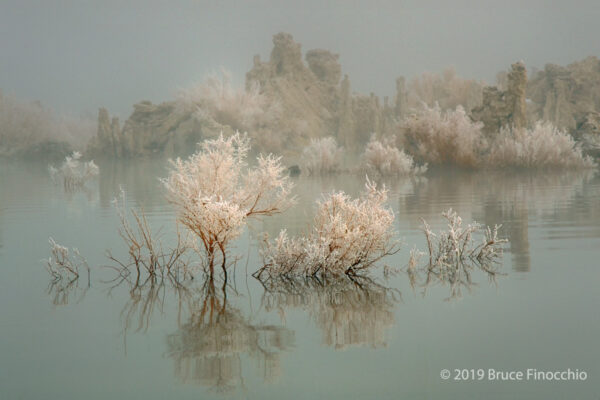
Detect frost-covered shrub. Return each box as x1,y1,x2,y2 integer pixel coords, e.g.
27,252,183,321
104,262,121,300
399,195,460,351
400,105,486,168
362,136,427,176
256,179,399,278
48,152,99,188
175,71,280,133
46,237,89,281
163,133,294,272
411,209,507,300
420,209,507,267
487,122,596,169
407,68,484,112
301,136,343,175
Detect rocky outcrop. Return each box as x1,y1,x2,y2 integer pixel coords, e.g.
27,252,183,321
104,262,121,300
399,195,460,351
527,56,600,134
245,32,393,153
577,111,600,158
88,102,227,157
305,49,342,85
87,32,399,158
471,62,527,134
88,108,122,156
394,77,408,119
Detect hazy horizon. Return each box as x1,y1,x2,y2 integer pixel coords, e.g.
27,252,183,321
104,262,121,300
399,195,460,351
1,0,599,118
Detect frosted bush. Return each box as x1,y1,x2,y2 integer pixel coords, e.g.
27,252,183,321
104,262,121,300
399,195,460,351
163,133,294,273
46,237,89,281
256,178,399,278
362,136,427,176
48,151,99,189
400,105,486,167
413,209,508,300
487,122,596,169
301,136,343,175
176,71,278,132
407,68,484,111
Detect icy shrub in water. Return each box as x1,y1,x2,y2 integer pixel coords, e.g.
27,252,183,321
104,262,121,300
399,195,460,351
256,179,399,278
400,105,486,168
46,237,89,281
487,122,596,169
300,136,343,175
362,135,427,176
48,151,99,188
411,209,508,300
163,133,294,272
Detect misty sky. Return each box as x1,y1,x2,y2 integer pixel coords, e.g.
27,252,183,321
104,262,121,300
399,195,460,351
1,0,599,118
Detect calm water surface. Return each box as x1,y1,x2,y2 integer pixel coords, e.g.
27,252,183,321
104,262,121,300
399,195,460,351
0,160,599,399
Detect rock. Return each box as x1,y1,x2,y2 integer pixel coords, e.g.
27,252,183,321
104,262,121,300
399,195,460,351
305,49,342,85
394,77,408,119
471,62,528,134
271,32,304,77
527,56,600,134
577,111,600,158
507,61,527,129
90,32,400,158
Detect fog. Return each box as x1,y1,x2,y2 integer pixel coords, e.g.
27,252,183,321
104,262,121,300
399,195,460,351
1,0,599,117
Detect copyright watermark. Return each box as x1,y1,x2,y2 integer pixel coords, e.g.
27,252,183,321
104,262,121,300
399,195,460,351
440,369,588,382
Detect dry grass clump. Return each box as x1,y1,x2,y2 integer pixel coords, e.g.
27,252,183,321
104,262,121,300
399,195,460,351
362,135,427,177
256,179,399,279
408,209,508,300
163,133,294,275
400,105,486,168
487,122,596,169
48,151,99,189
300,136,343,175
109,189,192,281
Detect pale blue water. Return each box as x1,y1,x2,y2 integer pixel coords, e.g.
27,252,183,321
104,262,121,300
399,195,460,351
0,160,599,399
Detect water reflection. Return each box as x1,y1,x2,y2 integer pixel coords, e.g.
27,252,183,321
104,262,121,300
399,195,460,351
97,159,170,210
166,278,294,392
101,269,294,394
46,277,89,306
260,276,400,350
401,169,598,272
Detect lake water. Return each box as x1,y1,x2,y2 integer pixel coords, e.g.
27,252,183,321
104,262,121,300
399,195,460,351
0,159,599,399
